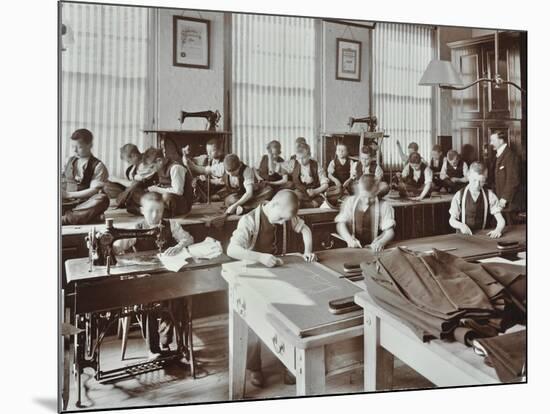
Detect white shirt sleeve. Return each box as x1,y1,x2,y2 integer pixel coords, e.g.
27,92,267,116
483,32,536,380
401,163,410,178
449,192,462,221
89,162,109,189
228,214,256,250
423,167,433,184
488,190,502,216
208,162,225,178
379,202,396,231
318,165,329,186
243,167,255,188
155,164,185,195
290,216,306,233
327,160,335,175
440,159,448,180
169,220,194,246
335,196,355,224
375,165,384,181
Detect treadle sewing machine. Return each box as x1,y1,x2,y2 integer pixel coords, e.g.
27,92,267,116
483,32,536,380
178,109,221,131
63,218,231,409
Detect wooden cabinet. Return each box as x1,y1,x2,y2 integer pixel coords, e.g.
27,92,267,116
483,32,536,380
449,32,525,161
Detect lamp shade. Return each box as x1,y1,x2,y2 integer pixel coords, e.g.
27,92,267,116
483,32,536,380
419,59,463,87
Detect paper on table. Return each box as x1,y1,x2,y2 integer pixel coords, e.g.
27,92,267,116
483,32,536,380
158,249,192,272
158,237,224,272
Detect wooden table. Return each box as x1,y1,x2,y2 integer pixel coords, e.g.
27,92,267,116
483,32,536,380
221,258,365,398
64,253,232,408
354,291,514,390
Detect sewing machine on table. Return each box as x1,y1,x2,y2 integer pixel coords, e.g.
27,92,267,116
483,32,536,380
178,110,221,131
62,218,231,409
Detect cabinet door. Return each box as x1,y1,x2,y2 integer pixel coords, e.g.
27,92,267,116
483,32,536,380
452,121,483,161
452,46,484,120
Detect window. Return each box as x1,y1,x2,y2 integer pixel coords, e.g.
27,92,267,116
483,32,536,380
372,23,436,168
231,14,317,167
61,3,150,177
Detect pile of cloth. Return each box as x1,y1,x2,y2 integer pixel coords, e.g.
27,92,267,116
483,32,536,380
361,248,526,381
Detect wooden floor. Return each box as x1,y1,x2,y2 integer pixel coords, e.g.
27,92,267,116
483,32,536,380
67,315,434,411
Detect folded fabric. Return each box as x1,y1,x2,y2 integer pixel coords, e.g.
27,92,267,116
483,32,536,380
476,330,526,382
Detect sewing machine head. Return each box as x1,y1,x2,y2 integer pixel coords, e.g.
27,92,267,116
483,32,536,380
347,116,378,132
87,218,165,269
178,110,221,131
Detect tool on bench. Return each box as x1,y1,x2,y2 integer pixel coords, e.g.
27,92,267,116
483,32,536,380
178,109,221,131
328,296,362,314
497,240,519,250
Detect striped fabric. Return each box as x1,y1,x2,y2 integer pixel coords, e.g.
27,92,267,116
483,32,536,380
231,14,317,167
60,2,151,178
372,23,436,169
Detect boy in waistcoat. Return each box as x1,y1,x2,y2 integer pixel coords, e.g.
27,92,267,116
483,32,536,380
227,190,316,388
222,154,274,216
351,145,389,197
429,144,444,191
327,143,354,200
255,140,294,193
183,138,226,202
291,144,333,208
62,129,110,225
396,140,421,164
449,161,505,238
440,149,469,193
113,192,194,356
142,148,194,218
335,174,395,251
393,152,433,201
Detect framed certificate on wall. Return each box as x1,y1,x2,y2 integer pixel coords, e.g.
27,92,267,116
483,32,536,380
173,15,210,69
336,38,362,81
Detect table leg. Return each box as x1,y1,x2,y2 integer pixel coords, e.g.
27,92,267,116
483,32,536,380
228,307,248,400
295,346,326,396
364,310,394,392
186,297,196,379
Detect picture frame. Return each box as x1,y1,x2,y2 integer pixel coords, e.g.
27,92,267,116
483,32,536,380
336,38,362,81
173,15,210,69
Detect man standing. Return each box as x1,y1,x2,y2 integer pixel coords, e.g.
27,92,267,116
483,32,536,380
490,131,521,223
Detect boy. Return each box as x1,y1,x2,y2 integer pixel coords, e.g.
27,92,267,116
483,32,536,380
396,140,420,164
62,128,110,225
490,131,522,222
440,150,469,193
351,145,389,197
226,190,316,387
142,148,193,218
255,140,293,193
429,144,444,191
326,143,354,199
394,152,433,201
449,161,505,238
335,174,396,252
183,139,226,202
107,143,158,215
222,153,274,216
113,192,194,356
290,144,333,208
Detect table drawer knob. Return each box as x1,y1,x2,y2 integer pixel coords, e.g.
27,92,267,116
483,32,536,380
272,335,285,355
236,298,246,317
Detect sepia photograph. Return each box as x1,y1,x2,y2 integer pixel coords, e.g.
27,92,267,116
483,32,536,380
56,0,529,412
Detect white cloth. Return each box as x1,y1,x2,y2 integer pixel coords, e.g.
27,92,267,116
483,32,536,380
229,205,305,251
335,195,396,232
112,220,194,254
401,163,433,184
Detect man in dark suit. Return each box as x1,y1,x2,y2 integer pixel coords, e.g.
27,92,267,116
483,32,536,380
490,131,521,223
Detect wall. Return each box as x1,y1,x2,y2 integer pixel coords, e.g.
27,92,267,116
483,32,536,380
438,27,472,137
155,9,226,130
321,21,371,135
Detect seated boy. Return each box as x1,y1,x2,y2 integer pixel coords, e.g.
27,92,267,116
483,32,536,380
326,143,354,200
226,190,316,387
62,128,110,225
106,143,158,214
429,144,445,191
440,149,469,193
142,148,193,218
113,192,194,356
351,145,389,197
393,152,433,201
291,144,333,208
255,140,293,193
222,153,274,216
449,161,505,238
336,174,395,252
183,139,226,202
396,140,420,164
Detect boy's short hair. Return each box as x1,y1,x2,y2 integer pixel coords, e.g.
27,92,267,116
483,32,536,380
142,147,164,164
336,142,348,149
432,144,442,153
469,161,487,176
140,191,164,205
408,152,422,164
493,130,508,143
120,143,140,159
266,140,281,152
295,137,307,145
296,143,311,157
224,153,241,172
71,128,93,144
408,142,419,151
447,150,459,160
206,138,220,148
